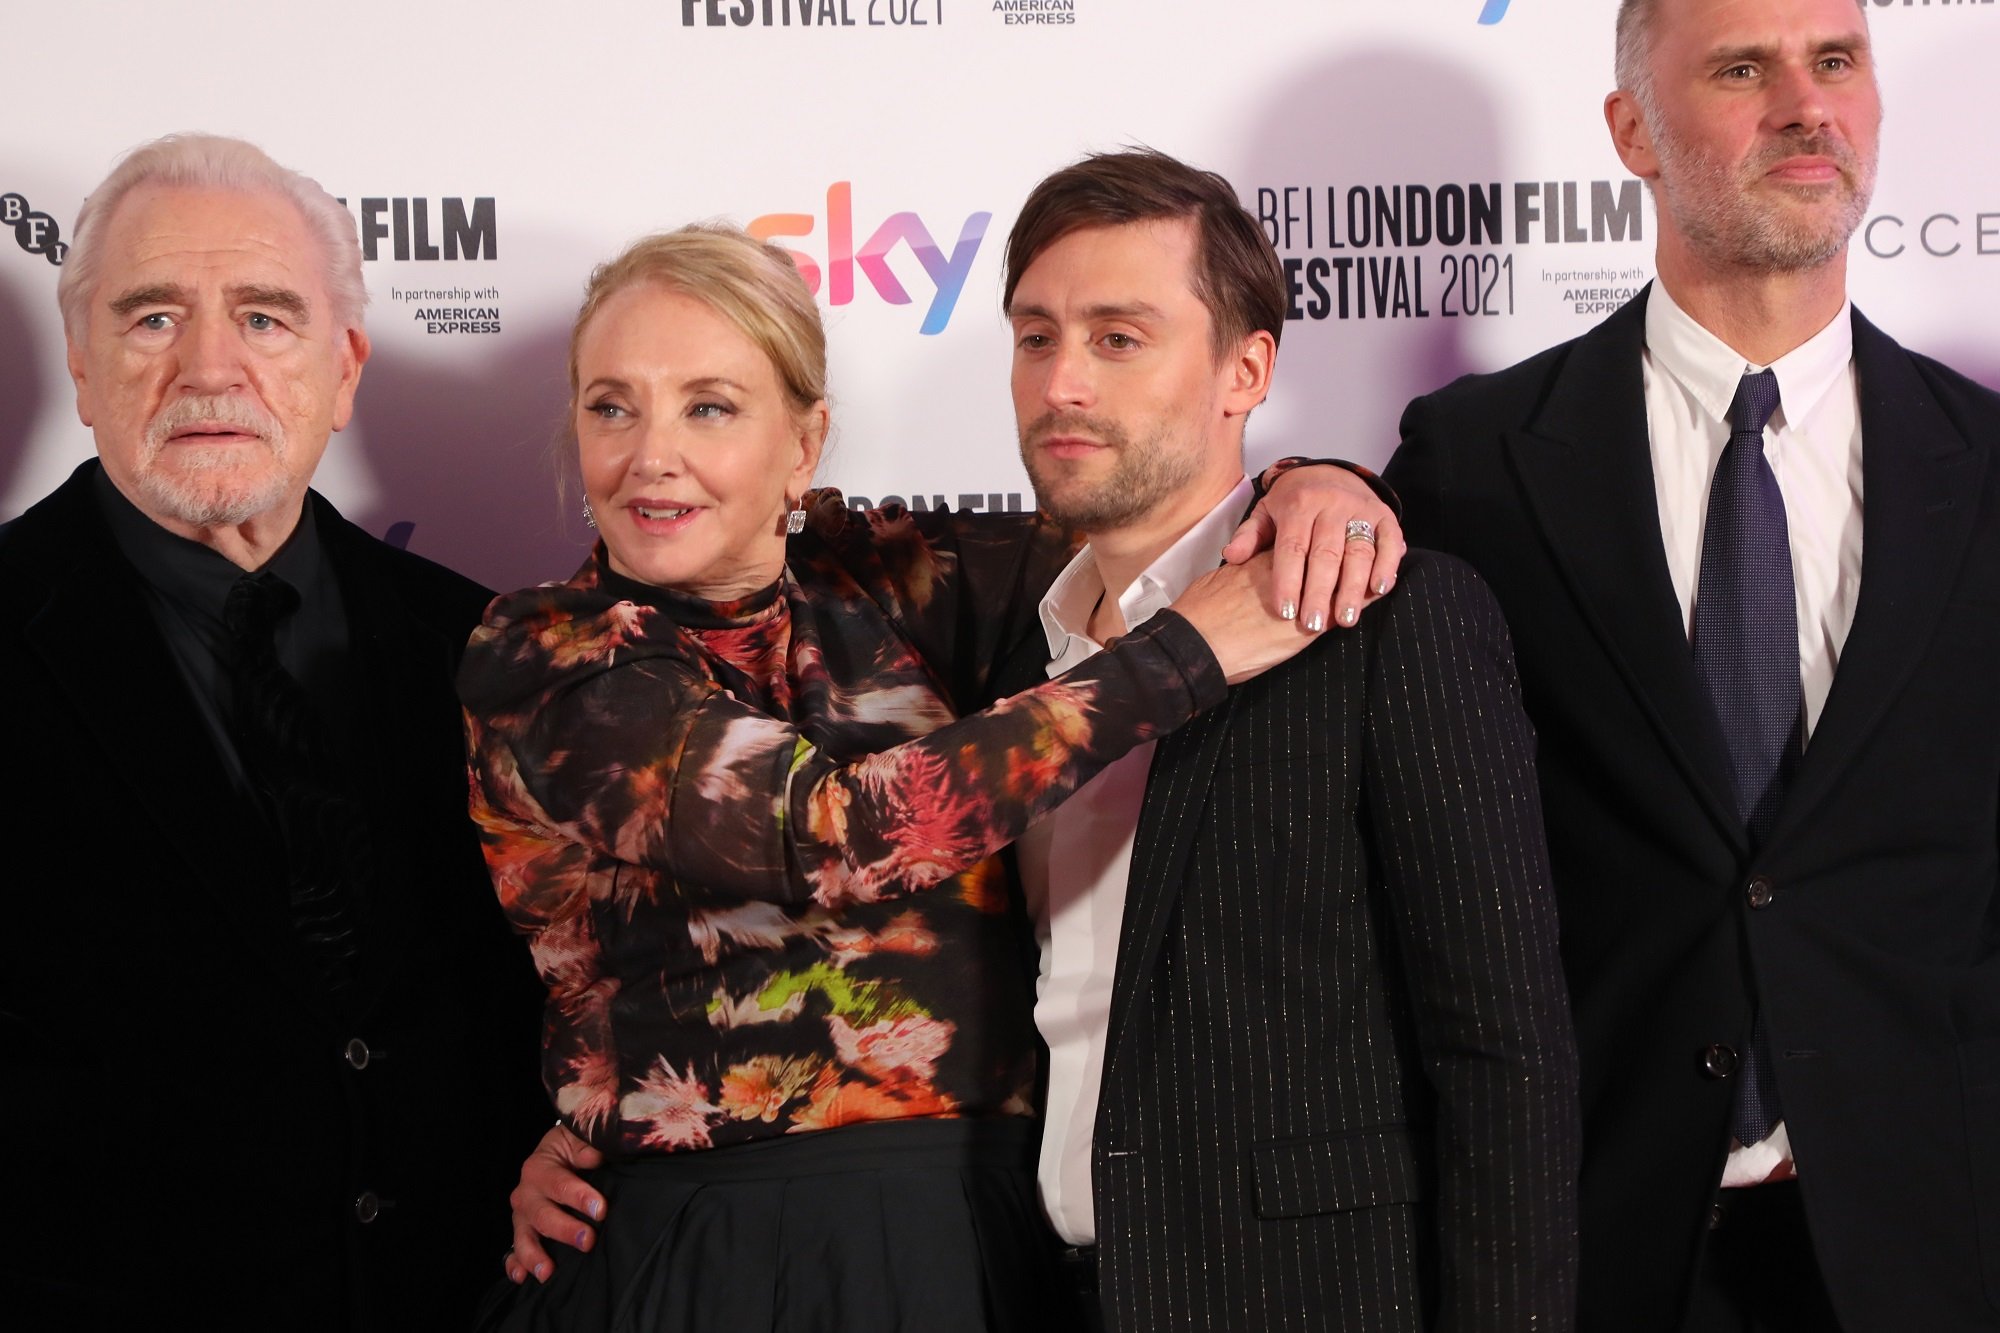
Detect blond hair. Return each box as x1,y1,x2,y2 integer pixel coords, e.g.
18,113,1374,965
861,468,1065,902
568,223,826,418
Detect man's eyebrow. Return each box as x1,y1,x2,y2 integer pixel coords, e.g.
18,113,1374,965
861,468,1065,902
1005,300,1170,322
107,283,192,317
1704,32,1868,67
105,283,314,324
228,284,312,324
1083,301,1169,322
1705,41,1779,66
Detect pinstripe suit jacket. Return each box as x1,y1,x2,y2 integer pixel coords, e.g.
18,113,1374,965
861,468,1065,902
1005,550,1580,1332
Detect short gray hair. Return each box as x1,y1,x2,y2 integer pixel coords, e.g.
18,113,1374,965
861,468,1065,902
1616,0,1869,116
56,133,366,338
1613,0,1660,114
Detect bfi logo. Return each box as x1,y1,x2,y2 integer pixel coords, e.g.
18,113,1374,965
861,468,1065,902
750,183,989,335
1479,0,1511,21
3,192,68,265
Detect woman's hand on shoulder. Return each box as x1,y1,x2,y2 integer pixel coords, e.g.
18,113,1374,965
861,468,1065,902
1220,461,1402,633
1170,552,1322,686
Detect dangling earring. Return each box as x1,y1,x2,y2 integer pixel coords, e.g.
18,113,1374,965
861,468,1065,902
784,498,806,535
582,499,598,530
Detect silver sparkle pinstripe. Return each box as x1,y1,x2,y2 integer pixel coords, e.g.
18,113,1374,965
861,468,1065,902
1087,551,1580,1332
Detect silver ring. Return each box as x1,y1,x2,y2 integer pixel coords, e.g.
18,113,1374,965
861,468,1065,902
1345,518,1377,546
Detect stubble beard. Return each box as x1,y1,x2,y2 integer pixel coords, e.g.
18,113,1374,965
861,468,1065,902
1650,113,1877,273
1018,410,1206,534
135,395,295,528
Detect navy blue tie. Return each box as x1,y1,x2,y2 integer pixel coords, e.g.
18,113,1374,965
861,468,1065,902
1692,368,1795,1145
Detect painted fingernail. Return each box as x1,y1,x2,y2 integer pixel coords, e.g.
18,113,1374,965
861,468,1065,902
1280,600,1298,621
1375,578,1390,596
588,1198,604,1220
534,1262,551,1282
1341,606,1358,626
1304,611,1325,632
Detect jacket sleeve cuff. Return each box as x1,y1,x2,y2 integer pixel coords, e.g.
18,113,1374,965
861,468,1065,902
1254,457,1405,522
1120,609,1228,717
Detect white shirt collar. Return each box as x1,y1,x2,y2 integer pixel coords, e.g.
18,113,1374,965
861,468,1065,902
1645,281,1853,431
1037,476,1255,674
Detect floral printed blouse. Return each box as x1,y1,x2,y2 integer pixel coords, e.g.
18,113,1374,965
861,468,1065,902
459,494,1226,1157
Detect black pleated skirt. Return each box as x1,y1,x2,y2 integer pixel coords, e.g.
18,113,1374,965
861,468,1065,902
475,1117,1078,1333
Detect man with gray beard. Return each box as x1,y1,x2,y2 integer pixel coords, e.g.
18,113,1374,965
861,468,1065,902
0,133,546,1328
1385,0,2000,1328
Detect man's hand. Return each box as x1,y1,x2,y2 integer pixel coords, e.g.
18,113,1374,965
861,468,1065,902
503,1123,606,1285
1221,462,1403,632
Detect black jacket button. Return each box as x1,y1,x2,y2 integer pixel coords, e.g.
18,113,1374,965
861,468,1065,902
344,1038,371,1070
1702,1043,1739,1079
355,1191,383,1224
1746,876,1775,910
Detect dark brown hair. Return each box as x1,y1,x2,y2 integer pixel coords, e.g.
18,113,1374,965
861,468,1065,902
1003,148,1287,358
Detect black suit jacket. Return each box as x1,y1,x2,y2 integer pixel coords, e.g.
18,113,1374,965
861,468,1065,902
0,462,547,1329
1386,291,2000,1332
1005,551,1580,1332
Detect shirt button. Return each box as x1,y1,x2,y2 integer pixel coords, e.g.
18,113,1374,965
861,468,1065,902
1746,876,1775,910
1708,1201,1727,1230
354,1191,382,1224
1701,1043,1739,1079
343,1038,371,1070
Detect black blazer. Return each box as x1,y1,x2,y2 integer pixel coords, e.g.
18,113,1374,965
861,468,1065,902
1385,290,2000,1332
0,462,547,1329
1005,551,1580,1332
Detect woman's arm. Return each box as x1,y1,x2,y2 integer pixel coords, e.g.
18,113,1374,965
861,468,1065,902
464,586,1212,916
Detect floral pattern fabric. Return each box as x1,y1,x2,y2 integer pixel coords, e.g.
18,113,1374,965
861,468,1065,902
460,493,1224,1156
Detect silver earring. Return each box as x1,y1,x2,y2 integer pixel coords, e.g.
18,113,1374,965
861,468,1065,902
582,500,598,530
785,503,807,535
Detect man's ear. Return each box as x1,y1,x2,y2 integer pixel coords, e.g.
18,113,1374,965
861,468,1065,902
1605,89,1662,182
67,335,95,428
329,326,371,432
1222,329,1276,419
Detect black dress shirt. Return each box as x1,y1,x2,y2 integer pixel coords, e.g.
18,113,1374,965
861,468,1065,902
92,469,360,794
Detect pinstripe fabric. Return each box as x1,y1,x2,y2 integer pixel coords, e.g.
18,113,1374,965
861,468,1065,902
1085,551,1581,1332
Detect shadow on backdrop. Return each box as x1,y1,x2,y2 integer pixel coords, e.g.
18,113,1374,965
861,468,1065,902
1928,343,2000,397
0,277,50,514
1235,46,1511,465
346,319,588,594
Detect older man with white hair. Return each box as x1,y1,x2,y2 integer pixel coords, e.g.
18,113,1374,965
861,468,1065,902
0,134,545,1328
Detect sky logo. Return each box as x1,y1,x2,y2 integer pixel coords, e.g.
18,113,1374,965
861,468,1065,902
1479,0,1511,22
750,184,990,336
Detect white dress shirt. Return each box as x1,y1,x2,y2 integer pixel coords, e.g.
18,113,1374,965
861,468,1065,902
1641,284,1864,1184
1017,477,1254,1245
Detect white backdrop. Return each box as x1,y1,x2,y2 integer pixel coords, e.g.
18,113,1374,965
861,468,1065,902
4,0,1996,592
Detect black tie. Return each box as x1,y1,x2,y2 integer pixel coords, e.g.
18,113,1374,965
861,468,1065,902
224,572,366,999
1691,369,1794,1145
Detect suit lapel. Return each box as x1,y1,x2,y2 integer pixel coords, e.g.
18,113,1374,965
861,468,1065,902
1504,289,1745,849
26,479,311,979
1103,692,1238,1073
317,503,468,1017
1772,311,1987,839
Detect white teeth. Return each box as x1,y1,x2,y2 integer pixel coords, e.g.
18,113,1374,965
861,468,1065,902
636,506,691,520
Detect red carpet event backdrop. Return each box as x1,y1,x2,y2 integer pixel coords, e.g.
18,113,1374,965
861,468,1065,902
3,0,1995,590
